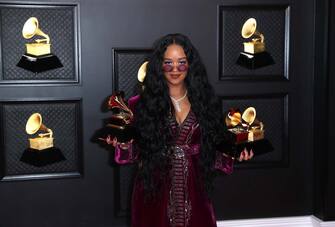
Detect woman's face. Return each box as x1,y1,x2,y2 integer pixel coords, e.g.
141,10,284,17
162,44,189,87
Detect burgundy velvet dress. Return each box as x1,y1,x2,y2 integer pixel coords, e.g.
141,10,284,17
114,95,234,227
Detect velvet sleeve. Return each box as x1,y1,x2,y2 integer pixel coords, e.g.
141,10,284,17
214,151,234,174
114,141,138,164
214,129,236,174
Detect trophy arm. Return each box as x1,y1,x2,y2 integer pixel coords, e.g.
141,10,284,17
253,31,265,43
38,128,53,138
35,30,50,44
35,37,50,44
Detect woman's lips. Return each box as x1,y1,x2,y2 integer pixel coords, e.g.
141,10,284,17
169,74,181,79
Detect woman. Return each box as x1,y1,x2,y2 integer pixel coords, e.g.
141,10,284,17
106,33,253,227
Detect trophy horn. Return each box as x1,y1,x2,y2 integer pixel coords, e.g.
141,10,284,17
241,18,264,43
22,17,50,44
236,17,274,68
25,113,53,138
225,109,242,127
241,107,256,125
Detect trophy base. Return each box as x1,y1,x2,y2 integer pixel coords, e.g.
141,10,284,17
236,51,275,69
248,128,265,141
17,53,63,73
26,43,51,56
243,41,265,54
227,128,249,144
29,137,54,150
20,147,66,167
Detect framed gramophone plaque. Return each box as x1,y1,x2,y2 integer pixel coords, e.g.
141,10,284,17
0,98,82,181
0,3,80,84
218,5,290,81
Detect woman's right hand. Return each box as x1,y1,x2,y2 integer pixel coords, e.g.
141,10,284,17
105,135,133,149
106,135,118,147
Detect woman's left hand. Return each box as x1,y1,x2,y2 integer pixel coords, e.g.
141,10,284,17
238,148,254,162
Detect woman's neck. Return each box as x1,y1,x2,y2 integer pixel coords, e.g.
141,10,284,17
169,85,187,99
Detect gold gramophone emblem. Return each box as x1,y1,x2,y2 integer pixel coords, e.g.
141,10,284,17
17,17,63,73
25,113,54,150
22,17,51,56
241,107,264,141
225,107,264,142
236,18,275,69
241,18,265,54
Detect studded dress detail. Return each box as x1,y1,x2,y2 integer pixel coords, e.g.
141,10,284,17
167,111,197,227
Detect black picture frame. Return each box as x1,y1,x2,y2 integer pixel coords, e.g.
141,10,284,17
0,3,81,85
0,98,83,181
218,4,290,81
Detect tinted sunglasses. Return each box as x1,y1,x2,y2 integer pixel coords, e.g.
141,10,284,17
162,64,188,72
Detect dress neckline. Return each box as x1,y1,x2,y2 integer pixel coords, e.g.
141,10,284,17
175,109,191,127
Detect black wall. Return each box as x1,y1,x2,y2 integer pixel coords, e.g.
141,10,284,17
0,0,333,226
314,0,335,221
327,0,335,218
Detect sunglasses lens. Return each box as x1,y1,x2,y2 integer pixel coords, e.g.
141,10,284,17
162,64,173,72
177,64,188,72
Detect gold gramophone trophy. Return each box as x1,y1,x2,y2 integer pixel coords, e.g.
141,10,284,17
94,91,136,144
223,106,272,159
94,63,146,145
236,18,274,69
20,112,65,167
25,113,54,150
225,106,265,144
17,17,63,73
241,107,264,141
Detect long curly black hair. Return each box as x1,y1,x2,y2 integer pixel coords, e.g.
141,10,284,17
134,33,226,196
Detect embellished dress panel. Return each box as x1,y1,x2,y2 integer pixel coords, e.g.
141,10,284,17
113,95,234,227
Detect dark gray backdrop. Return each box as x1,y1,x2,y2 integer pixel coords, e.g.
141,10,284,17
0,0,333,226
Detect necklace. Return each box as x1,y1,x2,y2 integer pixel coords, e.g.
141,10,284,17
170,90,188,112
